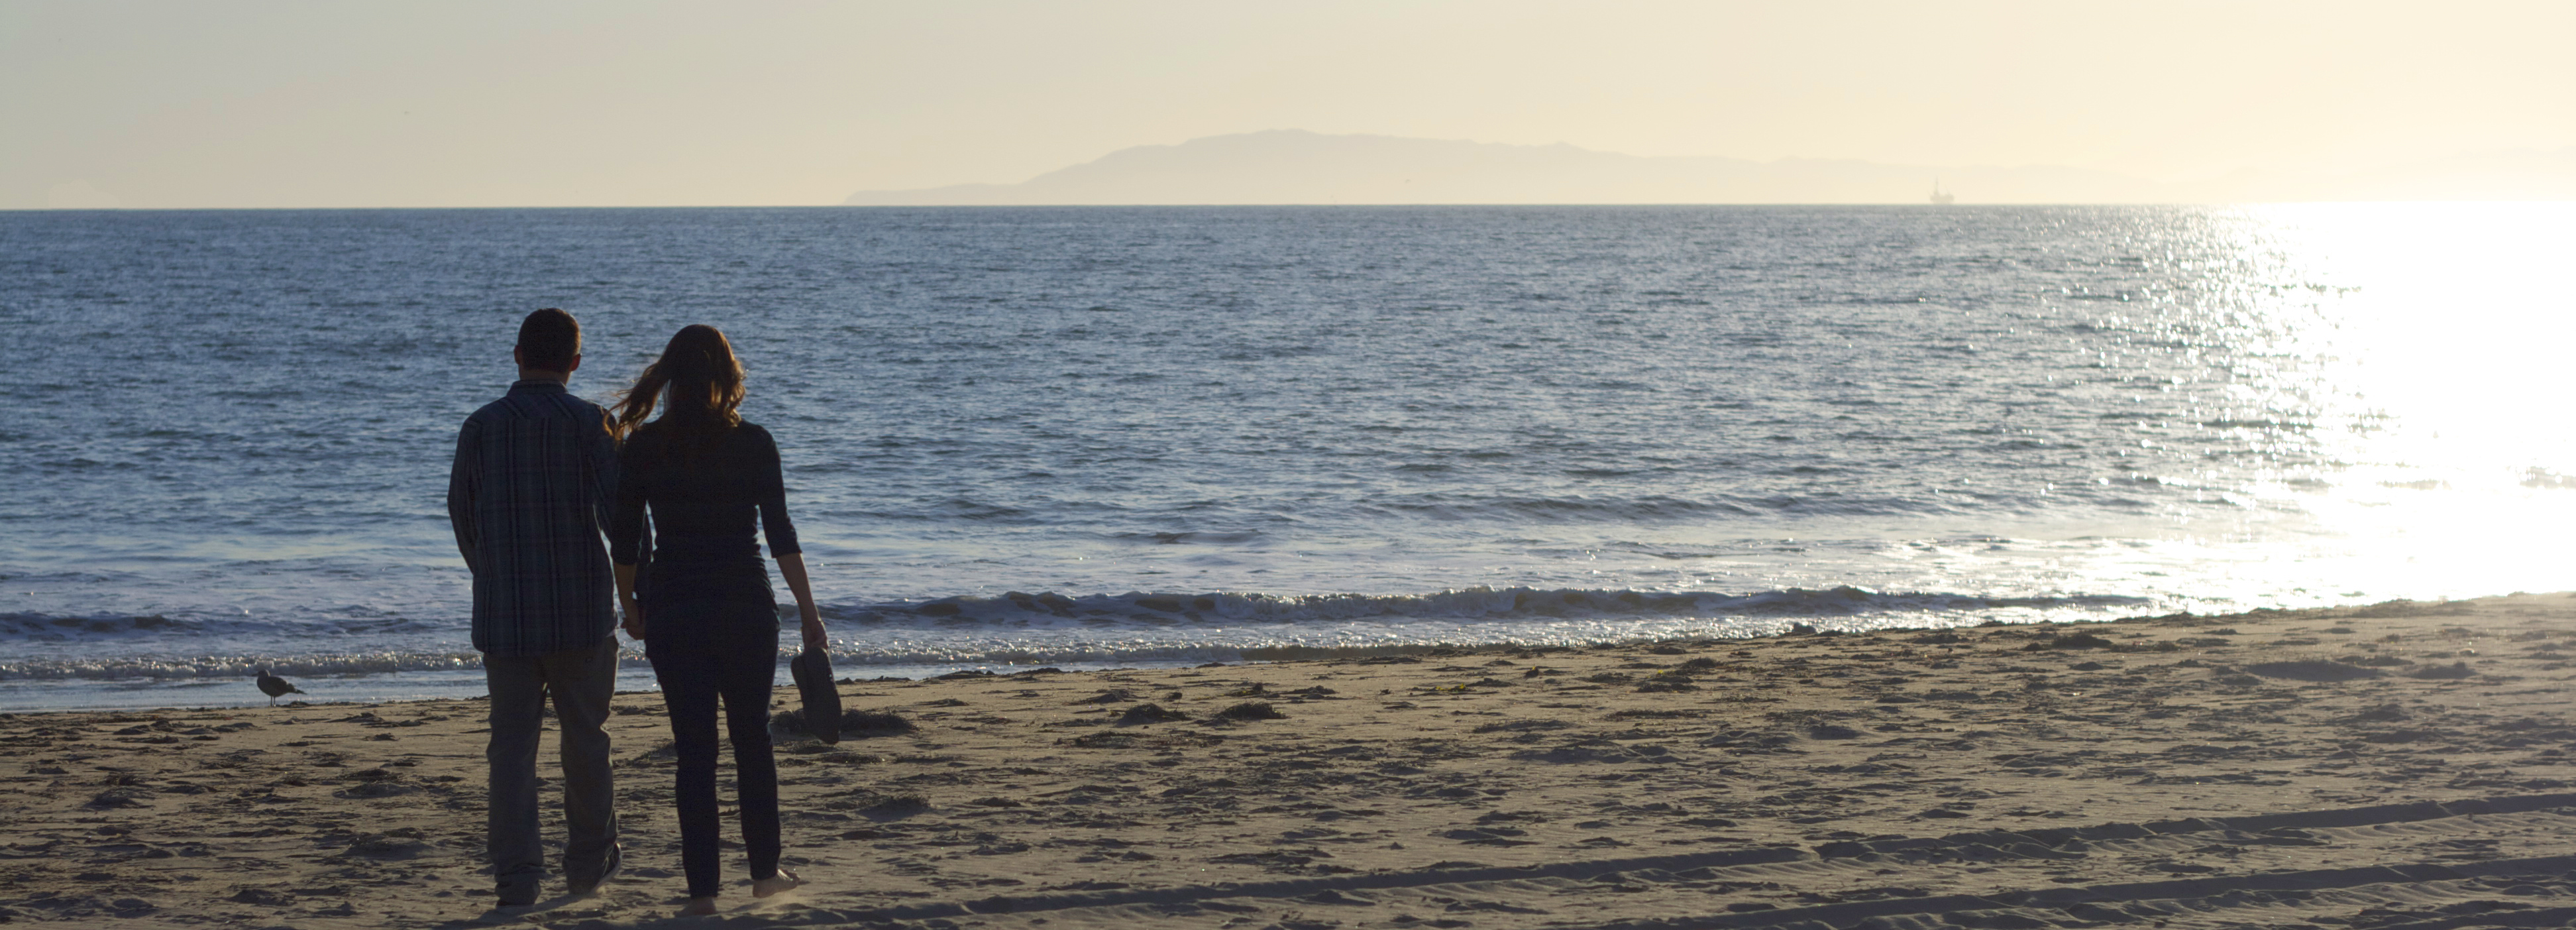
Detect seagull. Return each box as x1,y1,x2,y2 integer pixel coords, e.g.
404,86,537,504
255,669,305,705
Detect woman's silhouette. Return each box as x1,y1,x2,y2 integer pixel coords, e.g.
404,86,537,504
608,324,826,915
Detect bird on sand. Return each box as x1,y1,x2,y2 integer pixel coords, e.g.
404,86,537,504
255,669,305,705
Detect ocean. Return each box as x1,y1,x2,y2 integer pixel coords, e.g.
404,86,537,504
3,203,2571,711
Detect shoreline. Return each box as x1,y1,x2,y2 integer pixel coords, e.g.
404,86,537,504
7,591,2576,928
0,582,2174,713
0,592,2437,715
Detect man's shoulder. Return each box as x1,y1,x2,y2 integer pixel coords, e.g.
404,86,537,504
462,389,608,426
460,396,514,431
545,390,610,423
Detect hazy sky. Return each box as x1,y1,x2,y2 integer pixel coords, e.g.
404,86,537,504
6,1,2571,208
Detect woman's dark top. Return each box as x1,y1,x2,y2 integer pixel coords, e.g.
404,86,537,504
608,420,801,599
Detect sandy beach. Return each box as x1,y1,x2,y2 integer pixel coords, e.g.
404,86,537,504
9,593,2576,929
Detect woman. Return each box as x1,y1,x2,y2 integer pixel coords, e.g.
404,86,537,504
607,324,826,915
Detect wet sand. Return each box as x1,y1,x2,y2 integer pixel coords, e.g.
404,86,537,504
8,593,2576,929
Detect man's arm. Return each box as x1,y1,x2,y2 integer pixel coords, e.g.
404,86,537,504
447,420,480,575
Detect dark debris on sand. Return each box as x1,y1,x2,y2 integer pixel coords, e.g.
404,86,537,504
1118,703,1191,724
1214,701,1286,721
773,707,919,740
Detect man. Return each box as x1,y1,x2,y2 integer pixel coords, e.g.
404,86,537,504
448,308,623,906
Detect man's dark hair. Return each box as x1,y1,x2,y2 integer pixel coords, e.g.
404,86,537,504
516,308,581,372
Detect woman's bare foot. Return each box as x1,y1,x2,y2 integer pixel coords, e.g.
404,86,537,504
677,896,718,916
752,868,802,898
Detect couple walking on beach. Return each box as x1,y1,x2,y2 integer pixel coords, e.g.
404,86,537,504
447,308,824,914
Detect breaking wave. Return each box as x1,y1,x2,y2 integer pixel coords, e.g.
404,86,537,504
0,651,488,682
0,611,445,642
0,585,2151,683
837,585,2151,625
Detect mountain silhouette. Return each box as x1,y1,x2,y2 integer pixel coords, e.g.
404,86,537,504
842,130,2169,205
844,131,2576,205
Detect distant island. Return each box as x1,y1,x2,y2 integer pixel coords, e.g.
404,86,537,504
844,130,2576,206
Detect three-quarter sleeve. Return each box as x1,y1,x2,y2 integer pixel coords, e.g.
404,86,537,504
753,426,802,558
609,441,649,567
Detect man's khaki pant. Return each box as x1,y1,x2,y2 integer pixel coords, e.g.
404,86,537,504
483,635,619,903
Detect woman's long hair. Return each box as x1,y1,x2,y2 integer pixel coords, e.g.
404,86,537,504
611,324,745,456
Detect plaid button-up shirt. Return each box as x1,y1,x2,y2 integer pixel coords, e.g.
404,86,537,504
447,379,620,658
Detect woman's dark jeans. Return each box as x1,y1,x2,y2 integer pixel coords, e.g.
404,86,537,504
643,578,782,900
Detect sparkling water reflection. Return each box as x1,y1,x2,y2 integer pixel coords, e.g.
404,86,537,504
0,204,2569,707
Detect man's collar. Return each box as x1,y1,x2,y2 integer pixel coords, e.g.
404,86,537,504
510,378,568,392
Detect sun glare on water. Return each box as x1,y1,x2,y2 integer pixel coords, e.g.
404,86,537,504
2155,202,2576,604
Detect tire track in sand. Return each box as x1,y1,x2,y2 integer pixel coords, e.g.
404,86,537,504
722,792,2576,929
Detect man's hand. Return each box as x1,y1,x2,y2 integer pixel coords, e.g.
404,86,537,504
621,599,646,641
